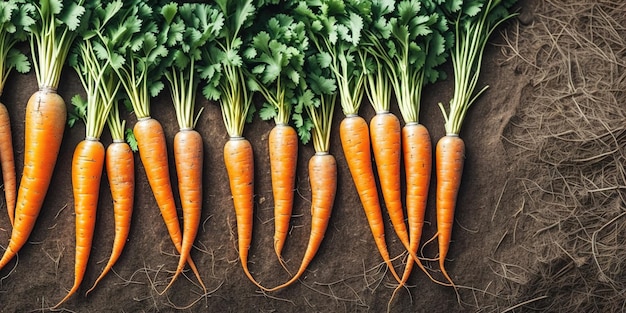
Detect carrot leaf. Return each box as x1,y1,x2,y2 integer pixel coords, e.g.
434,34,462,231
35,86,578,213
0,0,37,93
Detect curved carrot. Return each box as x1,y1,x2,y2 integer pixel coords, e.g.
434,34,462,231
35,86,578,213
0,102,16,226
435,134,465,286
265,153,336,291
0,88,66,271
269,124,298,259
133,117,205,291
224,137,266,289
165,129,204,291
54,138,105,308
339,115,401,283
86,140,135,295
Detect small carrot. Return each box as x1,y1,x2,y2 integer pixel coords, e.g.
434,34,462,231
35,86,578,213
0,102,16,225
54,138,105,308
435,135,464,286
269,124,298,258
86,103,134,295
340,115,402,284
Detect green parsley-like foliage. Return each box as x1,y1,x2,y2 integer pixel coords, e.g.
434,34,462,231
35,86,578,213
244,12,308,126
439,0,517,135
68,0,122,139
293,0,371,116
161,2,224,130
200,0,256,138
27,0,86,89
0,0,36,95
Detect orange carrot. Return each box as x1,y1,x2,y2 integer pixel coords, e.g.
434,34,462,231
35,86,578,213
86,140,135,295
133,117,205,291
369,112,409,248
265,153,336,291
435,134,464,286
0,102,16,225
340,115,402,283
0,88,65,271
53,138,105,308
269,124,298,259
224,137,266,289
165,128,204,290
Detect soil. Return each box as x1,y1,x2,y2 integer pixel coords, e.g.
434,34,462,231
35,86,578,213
2,0,618,312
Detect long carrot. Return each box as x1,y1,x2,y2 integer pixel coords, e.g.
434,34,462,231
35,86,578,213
86,103,135,295
269,124,298,258
0,102,16,225
0,89,65,271
54,138,105,308
340,115,402,283
0,0,86,271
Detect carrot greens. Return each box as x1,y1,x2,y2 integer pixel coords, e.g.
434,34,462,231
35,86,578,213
0,0,36,95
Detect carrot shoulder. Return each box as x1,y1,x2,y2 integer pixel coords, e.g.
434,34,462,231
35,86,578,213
435,134,465,286
0,89,66,271
0,101,16,226
54,138,105,308
269,124,298,259
340,115,402,283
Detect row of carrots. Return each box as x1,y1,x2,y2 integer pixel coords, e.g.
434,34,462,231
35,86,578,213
0,0,518,308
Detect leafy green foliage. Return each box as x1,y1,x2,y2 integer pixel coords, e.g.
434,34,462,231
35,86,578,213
0,0,37,92
244,12,308,125
68,94,87,128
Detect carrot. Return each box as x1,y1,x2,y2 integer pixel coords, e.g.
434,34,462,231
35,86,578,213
133,117,205,292
164,128,204,291
0,102,16,225
435,135,464,286
340,115,402,283
265,153,336,292
53,138,105,308
86,103,135,295
0,89,66,271
224,137,266,289
269,124,298,258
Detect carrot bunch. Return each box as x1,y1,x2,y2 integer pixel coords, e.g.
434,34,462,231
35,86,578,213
0,0,35,226
200,0,262,288
244,12,308,262
159,2,224,292
0,0,86,272
436,0,517,286
295,0,402,283
54,1,124,305
264,50,339,291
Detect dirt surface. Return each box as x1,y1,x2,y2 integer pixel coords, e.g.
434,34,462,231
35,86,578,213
0,1,601,312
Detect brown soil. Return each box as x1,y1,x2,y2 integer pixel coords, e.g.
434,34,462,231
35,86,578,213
3,0,623,312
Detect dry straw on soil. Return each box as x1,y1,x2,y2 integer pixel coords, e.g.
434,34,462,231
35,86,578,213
489,0,626,312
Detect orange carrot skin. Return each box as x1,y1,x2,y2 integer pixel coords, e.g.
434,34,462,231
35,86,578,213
435,134,465,284
87,141,135,294
269,124,298,258
339,115,401,283
224,138,255,276
0,89,66,271
172,129,203,278
370,112,408,246
0,102,16,226
133,117,203,287
55,139,105,307
265,153,336,291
